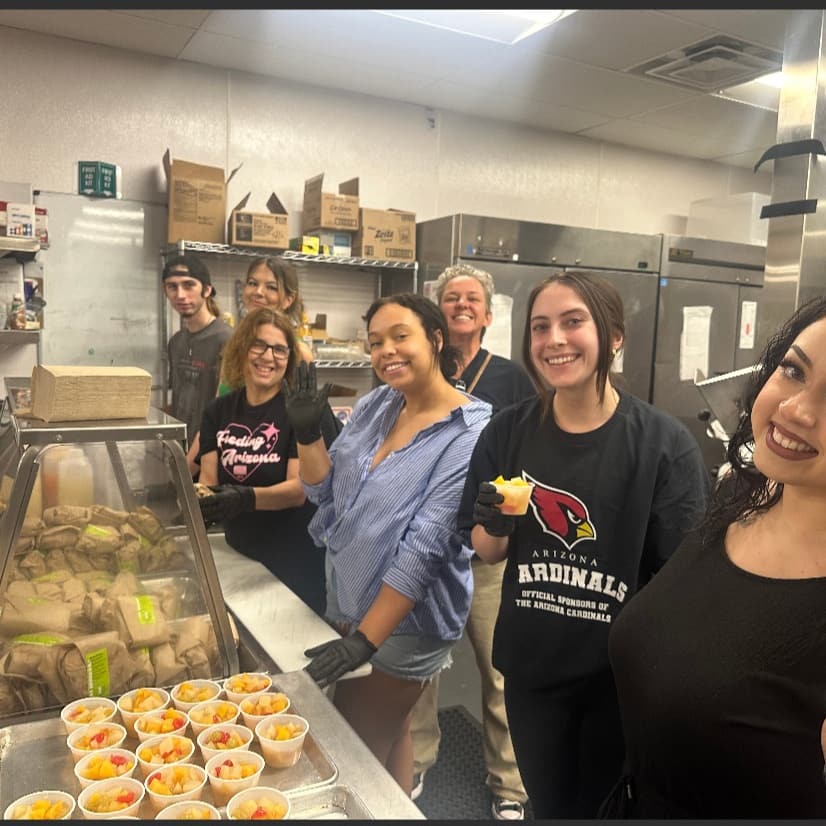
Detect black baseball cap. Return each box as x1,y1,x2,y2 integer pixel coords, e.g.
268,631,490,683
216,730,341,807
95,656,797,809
162,253,215,295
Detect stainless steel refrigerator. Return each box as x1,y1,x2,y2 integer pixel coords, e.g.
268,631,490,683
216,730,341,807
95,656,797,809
416,214,662,403
652,235,765,475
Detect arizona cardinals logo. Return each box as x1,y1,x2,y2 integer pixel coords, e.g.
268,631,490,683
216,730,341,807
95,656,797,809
523,471,596,550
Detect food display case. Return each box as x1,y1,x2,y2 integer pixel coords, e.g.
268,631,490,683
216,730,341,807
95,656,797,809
0,378,424,819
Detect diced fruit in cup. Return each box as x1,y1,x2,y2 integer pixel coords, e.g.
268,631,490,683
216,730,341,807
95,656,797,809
175,682,218,703
120,688,165,713
81,753,134,780
138,735,191,765
190,702,237,725
204,729,247,750
74,725,122,751
241,693,288,716
10,799,70,820
67,704,111,724
147,765,203,796
212,758,258,780
178,805,215,820
226,673,270,695
232,798,287,820
138,709,187,735
84,786,137,813
261,722,304,741
490,475,534,515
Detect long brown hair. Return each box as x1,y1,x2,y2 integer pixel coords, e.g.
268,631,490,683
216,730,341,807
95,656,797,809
221,306,299,391
522,271,625,412
245,257,305,330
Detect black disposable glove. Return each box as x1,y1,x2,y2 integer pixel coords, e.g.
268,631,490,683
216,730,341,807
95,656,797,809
198,484,256,524
284,361,333,445
303,629,377,688
473,481,515,537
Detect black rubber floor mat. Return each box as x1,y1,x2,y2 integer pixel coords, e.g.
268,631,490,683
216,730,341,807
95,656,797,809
413,705,534,820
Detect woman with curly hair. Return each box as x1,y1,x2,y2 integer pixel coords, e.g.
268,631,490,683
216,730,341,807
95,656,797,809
607,295,826,818
196,306,330,616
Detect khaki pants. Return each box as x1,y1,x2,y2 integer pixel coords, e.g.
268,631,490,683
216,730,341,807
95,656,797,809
410,556,526,802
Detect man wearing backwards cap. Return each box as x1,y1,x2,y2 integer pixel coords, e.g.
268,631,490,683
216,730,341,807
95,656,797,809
163,253,233,464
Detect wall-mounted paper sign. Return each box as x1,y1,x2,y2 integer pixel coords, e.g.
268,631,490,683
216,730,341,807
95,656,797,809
679,305,713,381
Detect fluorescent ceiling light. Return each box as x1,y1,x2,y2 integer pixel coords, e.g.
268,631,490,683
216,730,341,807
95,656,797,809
713,70,782,112
373,10,578,45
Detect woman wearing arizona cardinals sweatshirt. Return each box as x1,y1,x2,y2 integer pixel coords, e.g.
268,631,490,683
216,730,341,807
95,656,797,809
458,271,710,819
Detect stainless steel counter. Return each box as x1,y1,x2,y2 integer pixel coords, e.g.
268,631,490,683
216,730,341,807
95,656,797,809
208,533,371,680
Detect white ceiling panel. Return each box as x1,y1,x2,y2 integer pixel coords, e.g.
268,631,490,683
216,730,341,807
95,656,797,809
521,9,715,71
476,55,702,119
657,9,794,51
114,10,211,29
0,10,195,58
0,9,813,171
629,95,778,146
578,118,754,161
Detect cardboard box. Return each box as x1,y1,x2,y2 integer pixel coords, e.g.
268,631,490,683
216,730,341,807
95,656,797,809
302,173,360,233
30,365,152,422
289,235,320,254
163,149,241,245
316,230,352,257
352,208,416,262
0,202,35,238
228,192,289,249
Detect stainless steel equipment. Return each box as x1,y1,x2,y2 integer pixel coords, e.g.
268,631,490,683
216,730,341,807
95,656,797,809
416,215,662,402
653,235,765,475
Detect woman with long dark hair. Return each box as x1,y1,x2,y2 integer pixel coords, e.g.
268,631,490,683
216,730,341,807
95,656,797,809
461,271,709,818
607,295,826,818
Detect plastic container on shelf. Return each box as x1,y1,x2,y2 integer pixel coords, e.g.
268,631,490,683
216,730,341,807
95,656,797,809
55,447,94,507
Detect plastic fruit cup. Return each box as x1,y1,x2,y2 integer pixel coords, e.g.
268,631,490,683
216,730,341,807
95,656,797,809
170,679,223,713
197,722,254,763
223,672,273,705
254,713,310,768
76,776,145,819
144,763,208,814
134,707,190,742
226,786,291,821
187,699,241,736
60,696,118,734
239,692,290,730
73,747,138,790
117,687,170,737
205,750,266,808
155,799,223,820
135,733,196,779
3,790,76,820
492,477,535,515
67,722,128,764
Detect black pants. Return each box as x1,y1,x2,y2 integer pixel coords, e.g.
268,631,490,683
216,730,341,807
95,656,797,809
504,670,625,819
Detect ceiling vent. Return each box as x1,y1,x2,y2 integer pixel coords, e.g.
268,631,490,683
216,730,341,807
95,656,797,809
626,35,782,92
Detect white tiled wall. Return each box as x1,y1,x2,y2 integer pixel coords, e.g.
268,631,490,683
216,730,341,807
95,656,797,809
0,25,771,238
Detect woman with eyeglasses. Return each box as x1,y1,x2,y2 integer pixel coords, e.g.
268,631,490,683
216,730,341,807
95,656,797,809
196,306,330,616
186,256,317,474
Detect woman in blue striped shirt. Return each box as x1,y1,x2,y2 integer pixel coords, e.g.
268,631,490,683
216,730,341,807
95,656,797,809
284,292,492,793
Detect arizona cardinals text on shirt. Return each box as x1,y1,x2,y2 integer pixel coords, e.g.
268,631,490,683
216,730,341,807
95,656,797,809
518,558,628,602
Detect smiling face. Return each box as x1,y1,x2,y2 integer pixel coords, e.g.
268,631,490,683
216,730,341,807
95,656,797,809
243,322,289,395
528,282,621,394
439,275,492,345
243,263,294,312
750,316,826,489
367,302,441,390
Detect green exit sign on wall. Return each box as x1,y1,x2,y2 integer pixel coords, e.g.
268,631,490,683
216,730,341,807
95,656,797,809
77,161,122,198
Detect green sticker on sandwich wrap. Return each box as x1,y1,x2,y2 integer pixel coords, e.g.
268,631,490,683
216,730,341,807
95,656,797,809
13,633,62,645
85,647,110,696
135,594,155,625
